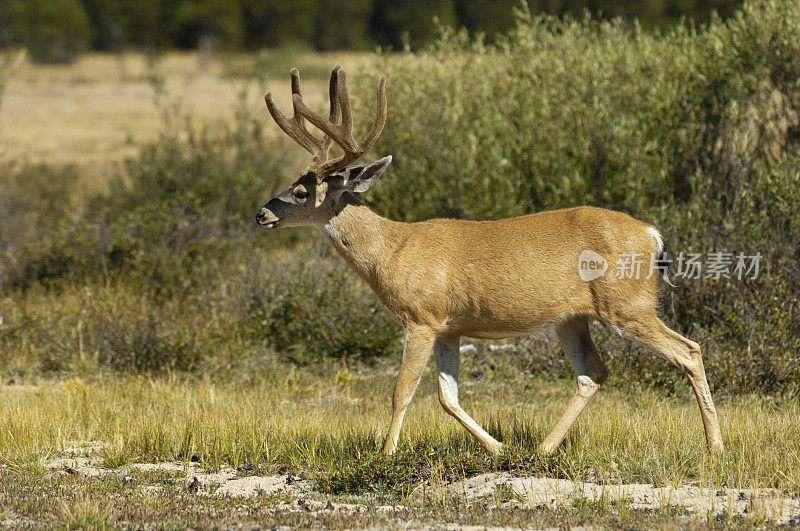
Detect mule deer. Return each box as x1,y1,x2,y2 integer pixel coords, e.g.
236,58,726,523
256,66,723,456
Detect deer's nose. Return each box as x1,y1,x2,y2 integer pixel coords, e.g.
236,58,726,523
255,210,266,222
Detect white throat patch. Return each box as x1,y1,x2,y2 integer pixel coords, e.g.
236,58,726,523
320,222,338,241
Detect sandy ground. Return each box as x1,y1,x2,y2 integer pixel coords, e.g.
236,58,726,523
432,472,800,525
46,450,800,525
47,456,405,518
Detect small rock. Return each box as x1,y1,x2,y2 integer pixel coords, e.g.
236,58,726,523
488,344,514,352
411,464,431,480
236,462,255,473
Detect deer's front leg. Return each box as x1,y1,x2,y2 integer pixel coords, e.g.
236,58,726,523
383,326,435,454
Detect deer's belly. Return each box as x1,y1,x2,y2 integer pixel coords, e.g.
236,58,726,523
463,330,539,340
443,315,553,339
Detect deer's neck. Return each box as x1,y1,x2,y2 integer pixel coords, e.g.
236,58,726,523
318,193,402,290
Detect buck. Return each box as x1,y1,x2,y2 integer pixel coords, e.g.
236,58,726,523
256,66,724,456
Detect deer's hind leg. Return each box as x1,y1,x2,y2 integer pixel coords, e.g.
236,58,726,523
540,316,608,454
612,311,723,453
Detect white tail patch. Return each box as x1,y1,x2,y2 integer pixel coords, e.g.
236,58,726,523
647,227,664,255
647,226,676,286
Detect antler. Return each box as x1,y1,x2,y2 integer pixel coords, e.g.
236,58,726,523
265,66,387,181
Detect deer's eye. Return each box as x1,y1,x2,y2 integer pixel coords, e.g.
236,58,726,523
292,186,309,200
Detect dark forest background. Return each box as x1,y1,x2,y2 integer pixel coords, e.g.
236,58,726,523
2,0,743,63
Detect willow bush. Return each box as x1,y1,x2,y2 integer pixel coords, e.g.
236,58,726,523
357,0,799,220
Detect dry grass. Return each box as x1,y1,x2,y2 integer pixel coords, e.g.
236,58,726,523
0,50,371,188
1,285,797,494
1,368,798,497
1,363,799,525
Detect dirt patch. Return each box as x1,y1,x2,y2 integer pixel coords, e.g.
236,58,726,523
48,458,308,498
128,462,298,498
45,455,799,524
0,509,40,528
45,457,404,517
427,472,800,525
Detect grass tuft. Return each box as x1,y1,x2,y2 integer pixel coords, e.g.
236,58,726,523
61,497,115,530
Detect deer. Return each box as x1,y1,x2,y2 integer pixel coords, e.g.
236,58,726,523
256,66,724,457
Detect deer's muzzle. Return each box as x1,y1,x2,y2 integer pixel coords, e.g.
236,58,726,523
255,207,280,229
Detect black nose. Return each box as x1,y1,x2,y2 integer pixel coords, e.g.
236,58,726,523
255,210,265,221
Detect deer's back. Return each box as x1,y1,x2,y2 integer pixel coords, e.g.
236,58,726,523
377,206,660,334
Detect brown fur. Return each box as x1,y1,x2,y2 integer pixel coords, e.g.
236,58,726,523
324,198,657,335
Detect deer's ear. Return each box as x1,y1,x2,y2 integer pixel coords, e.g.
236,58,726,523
345,156,392,193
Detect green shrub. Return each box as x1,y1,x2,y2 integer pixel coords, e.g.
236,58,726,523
241,253,403,362
0,286,204,375
35,311,201,375
0,164,77,257
665,159,800,394
90,312,201,373
356,1,799,221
